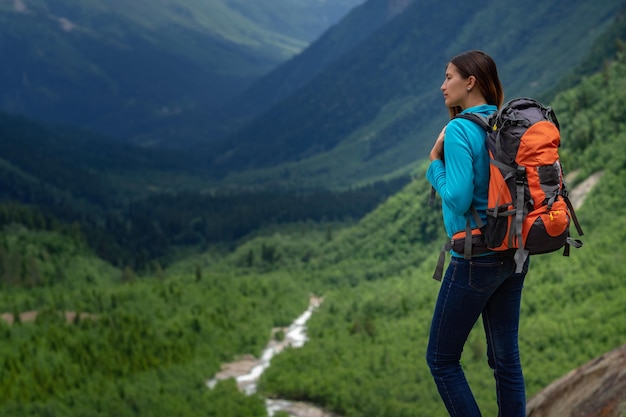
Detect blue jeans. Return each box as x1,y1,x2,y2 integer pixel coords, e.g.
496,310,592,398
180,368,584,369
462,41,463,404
426,253,528,417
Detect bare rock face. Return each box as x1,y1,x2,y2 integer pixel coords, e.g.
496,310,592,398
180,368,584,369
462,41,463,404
526,343,626,417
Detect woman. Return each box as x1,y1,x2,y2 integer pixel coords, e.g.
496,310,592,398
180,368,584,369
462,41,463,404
425,50,529,416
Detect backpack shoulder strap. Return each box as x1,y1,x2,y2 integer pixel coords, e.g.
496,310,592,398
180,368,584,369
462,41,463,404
455,113,492,132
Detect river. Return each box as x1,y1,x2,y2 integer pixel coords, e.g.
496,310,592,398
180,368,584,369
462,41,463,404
207,296,340,417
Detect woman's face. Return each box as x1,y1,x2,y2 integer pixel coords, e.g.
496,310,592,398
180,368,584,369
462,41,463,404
441,63,469,109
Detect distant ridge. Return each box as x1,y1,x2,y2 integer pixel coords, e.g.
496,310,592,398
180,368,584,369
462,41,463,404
0,0,363,139
201,0,621,189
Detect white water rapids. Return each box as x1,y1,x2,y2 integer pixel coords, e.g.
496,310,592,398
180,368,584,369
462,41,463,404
207,296,339,417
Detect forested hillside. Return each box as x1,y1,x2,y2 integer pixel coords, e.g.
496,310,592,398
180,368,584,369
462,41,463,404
1,0,621,192
204,0,622,189
164,0,415,147
2,2,626,416
256,49,626,416
1,46,626,417
0,0,361,141
0,116,409,270
0,222,310,416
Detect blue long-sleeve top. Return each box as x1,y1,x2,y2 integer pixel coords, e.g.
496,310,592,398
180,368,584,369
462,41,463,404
426,104,496,247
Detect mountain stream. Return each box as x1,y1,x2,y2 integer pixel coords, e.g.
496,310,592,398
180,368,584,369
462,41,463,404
207,296,340,417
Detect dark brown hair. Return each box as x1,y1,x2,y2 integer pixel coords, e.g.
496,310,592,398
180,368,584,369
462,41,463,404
447,50,504,118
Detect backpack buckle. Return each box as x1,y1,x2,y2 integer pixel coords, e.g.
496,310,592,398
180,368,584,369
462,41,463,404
515,166,526,185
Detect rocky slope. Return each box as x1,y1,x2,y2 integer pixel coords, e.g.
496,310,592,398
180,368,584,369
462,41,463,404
526,343,626,417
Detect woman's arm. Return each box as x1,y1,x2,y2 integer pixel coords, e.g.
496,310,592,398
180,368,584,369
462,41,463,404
426,120,475,215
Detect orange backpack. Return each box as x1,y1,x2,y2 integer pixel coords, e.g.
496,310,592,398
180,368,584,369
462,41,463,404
433,98,583,280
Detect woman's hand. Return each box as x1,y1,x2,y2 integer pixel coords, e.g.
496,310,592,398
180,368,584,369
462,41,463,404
429,125,446,161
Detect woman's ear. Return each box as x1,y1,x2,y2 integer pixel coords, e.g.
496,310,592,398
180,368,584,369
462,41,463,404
467,75,477,91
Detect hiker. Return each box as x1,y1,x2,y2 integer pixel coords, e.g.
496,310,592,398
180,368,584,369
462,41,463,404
425,50,528,416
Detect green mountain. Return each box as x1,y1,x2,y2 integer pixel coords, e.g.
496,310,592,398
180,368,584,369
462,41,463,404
0,110,413,270
2,0,625,270
2,0,621,193
1,46,625,416
0,1,624,416
204,0,623,189
145,0,414,148
0,0,362,140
